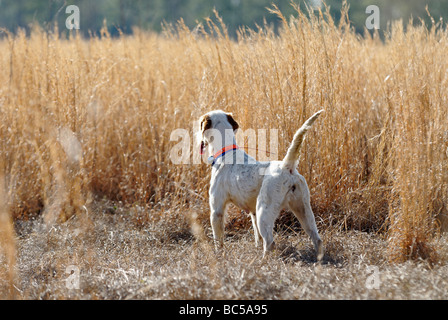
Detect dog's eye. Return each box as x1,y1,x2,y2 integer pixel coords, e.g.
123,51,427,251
291,185,296,192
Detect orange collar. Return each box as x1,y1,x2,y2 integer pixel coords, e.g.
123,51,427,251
210,144,239,166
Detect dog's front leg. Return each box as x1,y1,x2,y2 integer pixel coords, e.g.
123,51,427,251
210,198,226,249
210,208,224,248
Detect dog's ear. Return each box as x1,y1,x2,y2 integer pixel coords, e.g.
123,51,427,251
226,113,239,132
200,114,212,133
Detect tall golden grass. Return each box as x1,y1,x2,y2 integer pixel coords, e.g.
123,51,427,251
0,5,447,266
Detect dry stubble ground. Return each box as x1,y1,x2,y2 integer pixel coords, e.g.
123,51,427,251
10,200,448,300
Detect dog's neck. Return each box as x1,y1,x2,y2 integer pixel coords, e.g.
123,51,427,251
208,144,239,167
207,128,237,156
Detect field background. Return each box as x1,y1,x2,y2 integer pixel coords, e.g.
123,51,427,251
1,3,448,299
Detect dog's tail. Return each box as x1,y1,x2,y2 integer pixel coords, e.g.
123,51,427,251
281,109,324,170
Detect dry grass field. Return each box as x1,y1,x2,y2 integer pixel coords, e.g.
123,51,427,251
1,5,448,299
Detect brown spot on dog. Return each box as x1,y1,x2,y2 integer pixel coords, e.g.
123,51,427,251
226,113,239,131
200,114,212,133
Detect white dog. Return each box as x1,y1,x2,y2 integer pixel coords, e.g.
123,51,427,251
199,110,324,261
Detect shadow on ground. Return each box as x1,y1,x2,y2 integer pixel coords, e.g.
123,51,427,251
277,242,345,266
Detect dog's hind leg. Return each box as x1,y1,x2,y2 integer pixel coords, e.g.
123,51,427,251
249,212,262,248
286,176,324,261
293,205,323,262
256,198,281,257
289,196,323,261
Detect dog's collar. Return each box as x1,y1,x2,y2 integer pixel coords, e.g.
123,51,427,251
208,144,239,167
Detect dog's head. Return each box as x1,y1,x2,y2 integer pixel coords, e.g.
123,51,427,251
199,110,239,155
